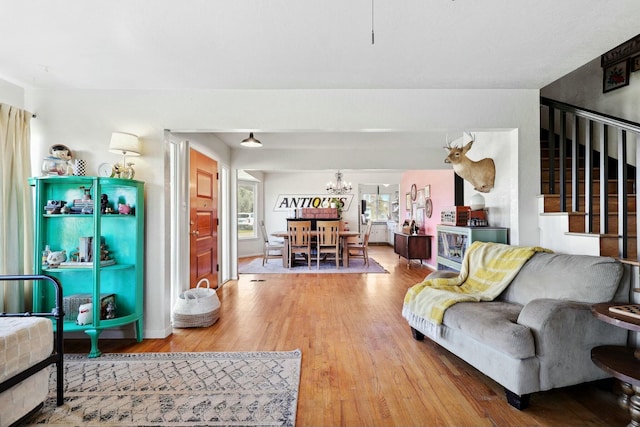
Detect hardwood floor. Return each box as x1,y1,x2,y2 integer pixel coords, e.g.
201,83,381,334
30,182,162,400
65,245,628,426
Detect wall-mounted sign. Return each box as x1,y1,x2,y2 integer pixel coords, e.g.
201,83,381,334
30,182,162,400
273,194,354,212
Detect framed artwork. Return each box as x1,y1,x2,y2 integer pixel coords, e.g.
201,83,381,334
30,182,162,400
405,193,411,211
603,59,630,93
632,55,640,72
425,198,433,218
410,184,417,201
424,184,431,199
416,189,425,208
414,207,424,230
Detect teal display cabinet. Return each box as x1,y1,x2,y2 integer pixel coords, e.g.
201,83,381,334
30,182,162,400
436,225,509,271
30,176,144,357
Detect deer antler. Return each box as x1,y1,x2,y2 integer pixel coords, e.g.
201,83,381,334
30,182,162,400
444,133,452,149
465,131,475,143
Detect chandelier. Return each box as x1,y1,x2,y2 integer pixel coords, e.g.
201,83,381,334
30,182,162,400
326,170,352,195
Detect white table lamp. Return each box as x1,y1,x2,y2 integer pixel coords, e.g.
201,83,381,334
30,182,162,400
109,132,141,178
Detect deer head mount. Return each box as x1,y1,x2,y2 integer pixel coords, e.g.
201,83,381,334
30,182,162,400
444,133,495,193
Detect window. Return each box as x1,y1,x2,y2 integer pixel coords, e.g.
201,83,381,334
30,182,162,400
362,192,391,222
238,181,257,238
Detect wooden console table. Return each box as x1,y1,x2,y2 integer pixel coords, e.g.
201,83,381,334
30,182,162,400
591,302,640,426
393,232,431,268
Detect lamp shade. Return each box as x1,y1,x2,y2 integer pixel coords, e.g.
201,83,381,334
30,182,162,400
470,193,486,210
241,132,262,148
109,132,141,156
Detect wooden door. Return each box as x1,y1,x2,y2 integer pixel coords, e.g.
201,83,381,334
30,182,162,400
189,149,218,288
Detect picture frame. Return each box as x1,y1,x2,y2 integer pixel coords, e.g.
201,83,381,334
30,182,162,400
424,184,431,199
416,189,425,208
632,55,640,72
414,207,425,230
603,59,630,93
405,193,411,211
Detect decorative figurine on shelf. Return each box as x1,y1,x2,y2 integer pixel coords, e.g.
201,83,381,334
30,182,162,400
112,163,136,179
76,303,93,325
79,185,92,200
100,194,109,214
118,203,131,215
44,200,65,214
41,144,74,176
46,250,66,267
105,301,117,319
99,243,110,261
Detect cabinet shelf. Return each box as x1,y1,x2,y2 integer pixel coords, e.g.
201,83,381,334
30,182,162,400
31,176,144,358
43,214,136,218
54,313,141,333
43,263,135,273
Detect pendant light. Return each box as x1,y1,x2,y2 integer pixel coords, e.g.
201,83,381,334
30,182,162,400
241,132,263,148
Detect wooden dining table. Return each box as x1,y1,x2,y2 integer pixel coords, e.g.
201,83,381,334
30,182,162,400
272,230,361,268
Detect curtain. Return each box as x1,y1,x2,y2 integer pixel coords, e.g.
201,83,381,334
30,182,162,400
0,103,33,312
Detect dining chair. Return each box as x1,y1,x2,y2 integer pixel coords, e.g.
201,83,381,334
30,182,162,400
259,220,284,266
316,220,340,269
287,220,312,269
348,220,372,266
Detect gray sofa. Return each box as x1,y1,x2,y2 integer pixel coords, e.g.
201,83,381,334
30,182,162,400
404,251,630,409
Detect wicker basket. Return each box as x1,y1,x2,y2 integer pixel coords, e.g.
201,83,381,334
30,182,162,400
172,278,220,328
172,309,219,328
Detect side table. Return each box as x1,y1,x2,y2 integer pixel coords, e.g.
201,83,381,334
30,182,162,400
591,303,640,426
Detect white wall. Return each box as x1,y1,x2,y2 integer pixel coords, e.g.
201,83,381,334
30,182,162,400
542,57,640,124
0,79,24,108
457,130,522,238
7,87,541,338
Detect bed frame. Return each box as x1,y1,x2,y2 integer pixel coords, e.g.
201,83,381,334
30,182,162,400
0,274,64,408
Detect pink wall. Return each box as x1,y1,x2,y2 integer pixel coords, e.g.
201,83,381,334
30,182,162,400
401,169,455,267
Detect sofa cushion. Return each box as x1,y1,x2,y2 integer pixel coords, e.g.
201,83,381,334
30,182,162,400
442,301,535,359
500,252,624,306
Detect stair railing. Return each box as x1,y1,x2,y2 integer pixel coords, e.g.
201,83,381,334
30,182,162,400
540,97,640,259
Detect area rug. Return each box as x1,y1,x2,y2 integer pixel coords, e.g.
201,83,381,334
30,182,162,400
239,257,388,274
24,350,302,427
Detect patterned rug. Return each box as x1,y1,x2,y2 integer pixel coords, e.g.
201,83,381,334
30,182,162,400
239,257,388,274
24,350,302,427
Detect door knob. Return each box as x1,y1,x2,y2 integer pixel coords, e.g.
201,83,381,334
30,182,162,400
191,230,199,236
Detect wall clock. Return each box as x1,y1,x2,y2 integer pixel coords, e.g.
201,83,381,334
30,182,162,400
410,184,417,201
98,162,113,177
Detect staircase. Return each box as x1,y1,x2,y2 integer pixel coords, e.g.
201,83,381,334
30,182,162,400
539,97,640,261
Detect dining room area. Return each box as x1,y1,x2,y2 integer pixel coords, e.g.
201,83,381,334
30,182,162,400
272,211,366,270
235,168,458,276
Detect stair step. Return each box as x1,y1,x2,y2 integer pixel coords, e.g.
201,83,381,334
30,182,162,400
541,180,634,194
541,169,601,180
542,194,636,213
599,234,637,258
565,212,637,234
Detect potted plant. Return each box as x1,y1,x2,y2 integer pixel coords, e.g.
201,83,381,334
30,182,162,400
330,198,342,219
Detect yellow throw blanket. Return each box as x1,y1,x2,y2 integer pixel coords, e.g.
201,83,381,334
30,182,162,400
403,241,551,325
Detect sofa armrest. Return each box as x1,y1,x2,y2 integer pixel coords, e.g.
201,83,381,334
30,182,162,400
517,298,627,389
518,299,627,352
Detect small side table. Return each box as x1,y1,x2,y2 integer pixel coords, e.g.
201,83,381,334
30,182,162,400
591,303,640,426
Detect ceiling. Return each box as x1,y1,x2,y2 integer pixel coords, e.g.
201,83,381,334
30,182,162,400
1,0,639,150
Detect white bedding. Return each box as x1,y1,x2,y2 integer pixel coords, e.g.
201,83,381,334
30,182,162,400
0,317,53,426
